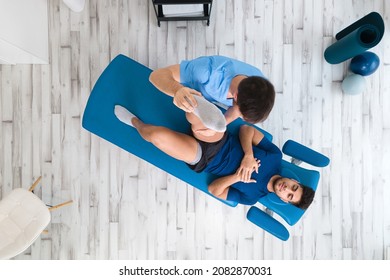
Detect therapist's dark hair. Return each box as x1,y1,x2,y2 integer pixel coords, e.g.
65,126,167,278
237,76,275,123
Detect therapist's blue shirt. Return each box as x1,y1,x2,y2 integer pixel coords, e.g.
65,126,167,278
180,56,265,107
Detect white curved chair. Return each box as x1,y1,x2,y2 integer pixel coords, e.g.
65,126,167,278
0,177,72,260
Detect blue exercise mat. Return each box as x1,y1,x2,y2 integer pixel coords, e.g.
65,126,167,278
324,12,384,64
82,54,330,241
82,54,272,207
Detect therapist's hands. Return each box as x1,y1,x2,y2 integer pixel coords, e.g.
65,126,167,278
173,87,202,112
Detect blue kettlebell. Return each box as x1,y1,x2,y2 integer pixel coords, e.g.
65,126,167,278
350,51,380,76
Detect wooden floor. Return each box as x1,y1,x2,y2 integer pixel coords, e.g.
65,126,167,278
1,0,390,260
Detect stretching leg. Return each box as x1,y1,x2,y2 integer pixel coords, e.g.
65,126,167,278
114,105,224,163
132,118,199,163
185,112,225,143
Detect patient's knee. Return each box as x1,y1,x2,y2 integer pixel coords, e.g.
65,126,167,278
208,185,218,196
186,112,207,134
186,112,202,125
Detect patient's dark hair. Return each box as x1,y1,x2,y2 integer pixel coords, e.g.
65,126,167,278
237,76,275,123
293,184,315,210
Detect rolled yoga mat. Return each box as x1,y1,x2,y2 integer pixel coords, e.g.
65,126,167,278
324,12,384,64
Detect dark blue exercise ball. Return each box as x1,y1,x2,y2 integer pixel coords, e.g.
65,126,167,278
350,51,380,76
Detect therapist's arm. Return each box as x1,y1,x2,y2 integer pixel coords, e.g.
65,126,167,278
149,64,181,96
149,64,201,112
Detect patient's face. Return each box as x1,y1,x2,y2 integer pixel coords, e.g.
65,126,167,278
272,177,303,204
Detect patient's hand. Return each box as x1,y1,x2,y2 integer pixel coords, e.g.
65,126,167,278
236,155,261,182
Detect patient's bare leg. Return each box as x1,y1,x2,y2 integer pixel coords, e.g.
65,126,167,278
132,118,200,163
185,112,225,143
114,104,223,164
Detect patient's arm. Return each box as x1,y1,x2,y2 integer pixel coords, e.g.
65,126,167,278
237,125,265,181
208,173,240,200
239,124,264,148
208,170,256,200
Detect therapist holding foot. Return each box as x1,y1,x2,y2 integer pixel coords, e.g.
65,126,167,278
149,55,276,126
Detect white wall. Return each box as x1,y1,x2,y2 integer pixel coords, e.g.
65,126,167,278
0,0,48,64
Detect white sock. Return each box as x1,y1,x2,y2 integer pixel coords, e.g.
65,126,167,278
191,95,226,132
114,105,136,127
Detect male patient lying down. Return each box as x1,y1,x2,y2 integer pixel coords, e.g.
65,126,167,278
114,96,314,209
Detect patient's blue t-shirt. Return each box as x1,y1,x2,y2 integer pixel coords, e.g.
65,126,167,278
180,56,265,107
204,133,282,205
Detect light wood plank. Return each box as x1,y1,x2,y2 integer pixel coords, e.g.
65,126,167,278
0,0,389,260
